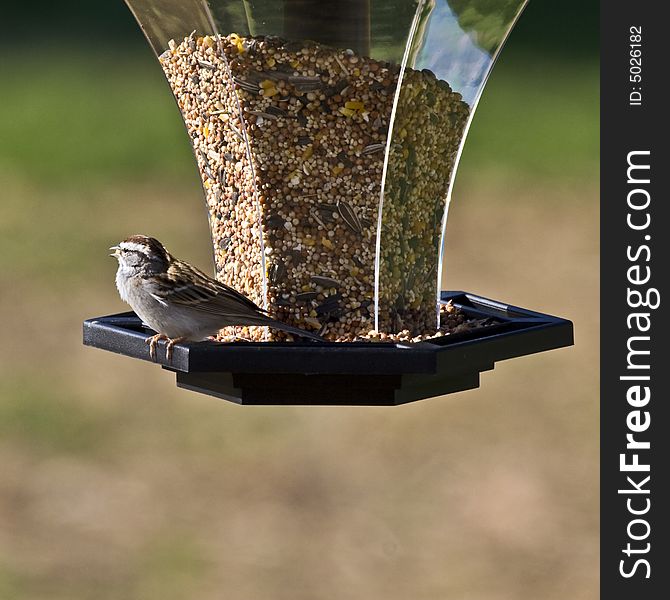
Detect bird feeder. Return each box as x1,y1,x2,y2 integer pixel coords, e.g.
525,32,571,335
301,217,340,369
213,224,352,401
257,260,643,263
84,0,573,405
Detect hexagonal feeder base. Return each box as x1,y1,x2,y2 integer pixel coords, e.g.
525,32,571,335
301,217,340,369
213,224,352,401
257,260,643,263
83,292,573,405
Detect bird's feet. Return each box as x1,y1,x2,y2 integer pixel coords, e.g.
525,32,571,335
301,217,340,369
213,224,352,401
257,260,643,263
145,334,188,362
145,334,188,361
146,333,169,361
165,336,187,362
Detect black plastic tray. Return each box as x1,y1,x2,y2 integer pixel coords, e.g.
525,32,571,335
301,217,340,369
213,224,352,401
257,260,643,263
83,291,573,405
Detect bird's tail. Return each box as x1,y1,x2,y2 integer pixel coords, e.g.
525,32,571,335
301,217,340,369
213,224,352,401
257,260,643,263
264,317,324,342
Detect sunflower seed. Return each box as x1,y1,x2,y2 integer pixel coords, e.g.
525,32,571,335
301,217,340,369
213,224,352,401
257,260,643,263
247,110,278,120
310,275,340,288
270,60,291,73
268,262,287,285
243,70,268,84
333,79,350,93
288,249,303,265
315,204,337,223
289,75,322,92
218,237,232,250
421,263,437,284
315,296,342,315
296,292,318,302
265,105,288,117
337,200,363,235
197,59,215,70
266,214,284,229
336,152,354,168
362,143,385,155
297,135,312,146
405,269,416,289
233,76,259,93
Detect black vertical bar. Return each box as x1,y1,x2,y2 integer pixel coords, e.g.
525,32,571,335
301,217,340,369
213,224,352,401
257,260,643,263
601,2,669,598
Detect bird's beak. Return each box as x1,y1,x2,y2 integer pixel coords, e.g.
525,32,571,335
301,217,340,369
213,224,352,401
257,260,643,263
109,245,120,257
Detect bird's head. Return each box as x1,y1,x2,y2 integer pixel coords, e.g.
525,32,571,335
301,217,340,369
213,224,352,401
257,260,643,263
110,235,171,275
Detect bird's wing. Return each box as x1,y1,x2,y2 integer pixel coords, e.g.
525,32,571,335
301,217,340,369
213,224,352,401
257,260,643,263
152,259,268,318
150,258,323,340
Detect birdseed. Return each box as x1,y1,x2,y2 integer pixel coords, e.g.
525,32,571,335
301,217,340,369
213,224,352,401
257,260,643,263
160,33,469,341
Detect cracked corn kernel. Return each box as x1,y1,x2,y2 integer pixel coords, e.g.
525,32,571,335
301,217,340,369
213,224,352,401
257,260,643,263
345,100,365,111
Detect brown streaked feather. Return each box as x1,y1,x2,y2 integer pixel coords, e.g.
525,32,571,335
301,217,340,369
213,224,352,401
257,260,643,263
154,257,268,317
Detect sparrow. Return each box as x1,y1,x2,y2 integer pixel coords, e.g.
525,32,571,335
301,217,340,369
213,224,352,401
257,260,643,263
110,235,322,360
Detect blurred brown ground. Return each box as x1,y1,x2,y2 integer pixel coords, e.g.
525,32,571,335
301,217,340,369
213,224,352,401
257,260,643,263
0,168,598,599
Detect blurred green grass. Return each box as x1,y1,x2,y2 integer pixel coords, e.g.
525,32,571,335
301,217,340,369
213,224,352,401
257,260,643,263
463,55,599,181
0,50,597,185
0,375,112,456
0,50,192,184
